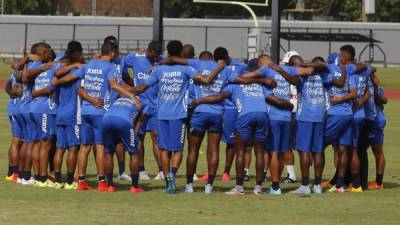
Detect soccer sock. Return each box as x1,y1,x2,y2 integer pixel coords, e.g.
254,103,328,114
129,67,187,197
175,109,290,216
98,176,106,182
236,175,244,186
118,160,125,175
18,170,23,178
301,176,309,186
34,174,39,181
186,174,194,184
11,165,18,174
171,167,178,176
40,175,47,182
158,166,163,172
352,174,361,188
330,169,338,185
256,179,263,186
376,174,383,185
131,174,139,188
207,174,215,185
78,176,85,181
286,165,296,180
244,168,249,176
66,172,74,184
224,166,231,174
23,171,31,180
336,176,344,188
54,172,62,183
272,181,280,191
314,176,322,185
139,165,145,172
106,173,114,186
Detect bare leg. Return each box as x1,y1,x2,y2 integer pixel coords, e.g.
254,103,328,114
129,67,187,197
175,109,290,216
206,132,221,185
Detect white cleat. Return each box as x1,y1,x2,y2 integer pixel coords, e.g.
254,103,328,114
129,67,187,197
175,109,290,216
185,183,194,193
225,185,245,195
16,178,22,184
289,185,311,194
204,184,213,194
139,171,151,180
118,172,132,181
312,184,322,194
193,174,199,181
253,185,263,195
21,178,36,186
153,171,165,180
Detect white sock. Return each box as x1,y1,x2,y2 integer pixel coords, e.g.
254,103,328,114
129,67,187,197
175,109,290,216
286,165,296,180
244,168,249,175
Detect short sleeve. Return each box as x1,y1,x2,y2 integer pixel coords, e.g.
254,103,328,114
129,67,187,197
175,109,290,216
120,54,135,78
346,64,357,75
145,67,160,86
226,67,240,82
257,66,270,78
349,75,357,89
75,65,86,79
282,66,298,76
107,65,117,81
185,66,197,79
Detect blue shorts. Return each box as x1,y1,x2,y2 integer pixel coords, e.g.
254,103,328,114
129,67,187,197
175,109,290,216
295,121,324,153
190,112,223,134
20,113,35,142
235,112,268,143
324,115,353,146
139,114,159,136
351,118,365,148
288,113,297,149
222,108,238,145
56,125,80,149
266,120,291,152
102,116,138,154
158,119,186,152
81,115,104,145
367,119,385,145
9,115,23,138
31,113,56,141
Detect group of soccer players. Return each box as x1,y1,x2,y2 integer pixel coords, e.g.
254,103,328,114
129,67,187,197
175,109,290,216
4,35,387,195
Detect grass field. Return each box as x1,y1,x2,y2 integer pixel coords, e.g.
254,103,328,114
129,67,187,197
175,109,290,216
0,63,399,225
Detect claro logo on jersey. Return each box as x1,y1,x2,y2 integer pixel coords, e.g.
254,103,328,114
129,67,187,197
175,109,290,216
137,72,149,80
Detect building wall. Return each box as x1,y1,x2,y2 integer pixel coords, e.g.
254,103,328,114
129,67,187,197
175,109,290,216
57,0,152,17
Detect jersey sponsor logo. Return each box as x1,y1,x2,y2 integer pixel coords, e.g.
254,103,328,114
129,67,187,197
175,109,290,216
41,114,48,133
130,129,136,147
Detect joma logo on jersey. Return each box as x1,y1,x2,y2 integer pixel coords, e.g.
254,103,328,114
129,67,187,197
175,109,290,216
41,114,47,133
87,68,103,75
130,129,136,147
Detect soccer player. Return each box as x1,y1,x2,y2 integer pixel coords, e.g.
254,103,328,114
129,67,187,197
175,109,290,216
103,95,143,193
323,45,367,193
191,81,272,195
288,56,328,194
21,43,55,186
365,73,387,190
51,41,85,189
54,42,130,191
130,40,231,193
120,41,163,180
5,71,23,182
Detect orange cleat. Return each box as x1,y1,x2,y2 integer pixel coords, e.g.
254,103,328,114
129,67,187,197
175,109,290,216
97,181,108,192
368,181,384,191
12,173,19,183
321,180,333,190
76,180,92,191
199,174,208,182
107,186,116,192
221,173,230,182
130,187,144,193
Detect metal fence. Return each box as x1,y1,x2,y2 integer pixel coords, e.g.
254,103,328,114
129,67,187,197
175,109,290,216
0,17,399,65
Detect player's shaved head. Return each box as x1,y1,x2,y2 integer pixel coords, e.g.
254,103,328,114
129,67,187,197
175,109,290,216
288,55,304,67
147,40,162,61
340,45,356,64
65,40,83,63
35,42,53,62
104,35,118,46
199,51,213,60
312,56,325,64
101,42,118,56
167,40,183,57
182,44,195,59
257,54,272,67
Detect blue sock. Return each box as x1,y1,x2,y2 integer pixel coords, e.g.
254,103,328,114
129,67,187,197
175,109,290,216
106,173,114,186
131,173,139,188
118,160,125,175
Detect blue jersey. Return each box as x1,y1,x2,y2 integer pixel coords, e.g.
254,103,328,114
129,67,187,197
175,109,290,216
104,97,139,126
352,66,372,118
29,63,58,114
188,59,236,115
258,65,298,121
325,64,357,116
223,64,245,109
121,52,163,116
296,72,326,122
376,87,386,122
365,79,386,122
20,61,41,113
109,56,123,104
7,72,19,116
56,67,81,125
223,83,271,118
145,65,197,120
76,60,116,115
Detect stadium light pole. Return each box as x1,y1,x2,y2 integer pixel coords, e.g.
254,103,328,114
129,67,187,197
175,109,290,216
271,0,281,63
153,0,164,45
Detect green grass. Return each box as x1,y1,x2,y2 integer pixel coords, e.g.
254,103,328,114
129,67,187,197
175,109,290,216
0,68,399,225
